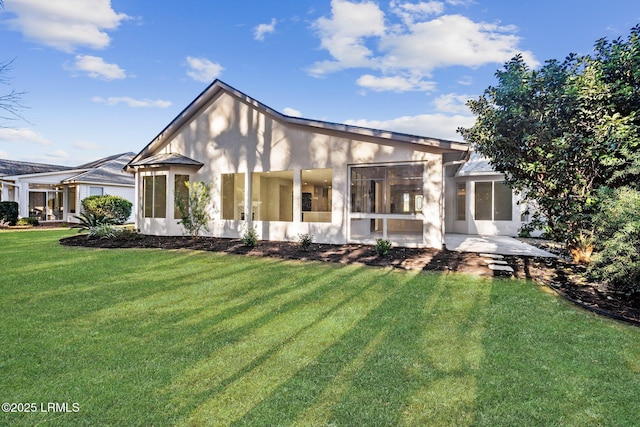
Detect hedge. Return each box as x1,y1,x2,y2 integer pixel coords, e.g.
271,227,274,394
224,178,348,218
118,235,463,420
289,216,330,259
0,201,19,225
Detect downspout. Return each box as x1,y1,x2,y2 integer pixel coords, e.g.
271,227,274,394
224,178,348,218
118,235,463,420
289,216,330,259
441,157,468,250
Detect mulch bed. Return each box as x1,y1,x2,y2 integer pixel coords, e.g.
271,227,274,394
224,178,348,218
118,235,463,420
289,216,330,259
60,234,640,326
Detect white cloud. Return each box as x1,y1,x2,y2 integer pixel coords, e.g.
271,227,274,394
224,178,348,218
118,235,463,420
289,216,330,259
72,141,100,150
3,0,129,52
357,74,436,92
186,56,224,83
283,107,302,117
308,0,386,76
457,75,474,86
309,1,538,91
254,18,277,41
390,1,445,26
0,149,8,158
344,113,475,141
92,96,172,108
70,55,126,80
0,128,51,145
433,93,473,114
47,149,69,159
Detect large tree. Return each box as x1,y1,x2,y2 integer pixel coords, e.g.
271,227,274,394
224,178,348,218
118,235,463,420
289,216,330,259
459,25,640,245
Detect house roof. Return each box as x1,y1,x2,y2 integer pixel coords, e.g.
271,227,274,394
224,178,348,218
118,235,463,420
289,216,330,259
63,153,135,186
455,151,502,177
0,159,72,177
127,152,204,169
126,80,469,170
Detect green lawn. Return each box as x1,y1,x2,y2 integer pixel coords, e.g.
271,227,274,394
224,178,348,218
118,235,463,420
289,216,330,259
1,229,639,426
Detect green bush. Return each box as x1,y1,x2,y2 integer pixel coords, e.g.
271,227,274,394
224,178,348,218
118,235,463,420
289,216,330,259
297,233,314,251
176,181,212,241
88,223,121,239
375,238,392,257
71,212,118,233
588,187,640,296
17,217,39,226
241,226,258,247
81,195,132,224
0,201,18,225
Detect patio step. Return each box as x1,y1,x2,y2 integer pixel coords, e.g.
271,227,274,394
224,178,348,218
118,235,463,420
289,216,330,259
487,264,515,273
479,253,505,259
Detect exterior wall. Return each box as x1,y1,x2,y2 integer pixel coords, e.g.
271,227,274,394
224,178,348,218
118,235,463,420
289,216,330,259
445,175,525,236
136,91,448,248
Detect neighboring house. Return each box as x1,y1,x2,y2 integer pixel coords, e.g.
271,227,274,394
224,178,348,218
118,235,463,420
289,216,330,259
0,153,135,222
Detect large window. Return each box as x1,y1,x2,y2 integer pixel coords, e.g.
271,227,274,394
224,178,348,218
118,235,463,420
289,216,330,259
221,173,245,220
174,174,189,219
143,175,166,218
252,171,293,221
351,164,424,214
301,168,332,222
474,181,512,221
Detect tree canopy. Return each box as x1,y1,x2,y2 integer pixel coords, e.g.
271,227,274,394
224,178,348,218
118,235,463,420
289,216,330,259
459,25,640,244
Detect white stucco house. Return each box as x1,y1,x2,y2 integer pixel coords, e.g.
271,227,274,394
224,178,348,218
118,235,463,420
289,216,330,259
0,153,136,223
125,80,527,248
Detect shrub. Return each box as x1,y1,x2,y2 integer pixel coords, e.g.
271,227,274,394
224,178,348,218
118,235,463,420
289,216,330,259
375,238,392,257
0,201,18,226
175,181,212,241
17,217,39,226
588,187,640,296
297,233,314,251
241,226,258,247
88,223,121,239
72,212,117,233
81,195,132,224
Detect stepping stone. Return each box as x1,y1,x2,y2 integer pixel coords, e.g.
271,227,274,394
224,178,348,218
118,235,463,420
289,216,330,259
484,259,509,265
488,264,514,273
479,253,504,259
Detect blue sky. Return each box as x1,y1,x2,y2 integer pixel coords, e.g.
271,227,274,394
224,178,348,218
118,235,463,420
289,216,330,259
0,0,638,165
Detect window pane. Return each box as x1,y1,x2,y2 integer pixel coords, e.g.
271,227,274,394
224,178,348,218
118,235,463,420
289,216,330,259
351,164,424,215
494,182,512,221
386,164,423,178
222,173,245,220
143,176,153,218
252,171,293,221
475,182,492,220
89,186,103,196
456,183,466,221
174,175,190,219
153,175,166,219
388,178,422,213
302,169,332,222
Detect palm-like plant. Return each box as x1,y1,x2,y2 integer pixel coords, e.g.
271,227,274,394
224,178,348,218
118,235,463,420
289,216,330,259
71,212,117,233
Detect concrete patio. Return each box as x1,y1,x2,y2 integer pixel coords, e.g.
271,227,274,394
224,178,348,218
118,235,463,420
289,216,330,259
445,234,557,258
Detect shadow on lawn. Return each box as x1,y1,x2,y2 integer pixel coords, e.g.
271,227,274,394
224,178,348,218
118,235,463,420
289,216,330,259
166,270,491,426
